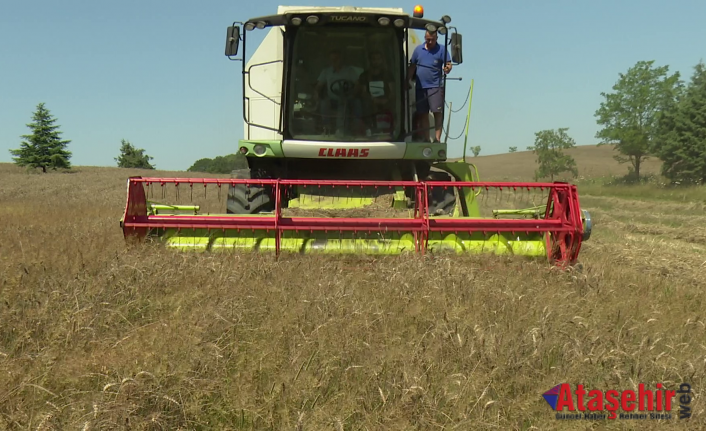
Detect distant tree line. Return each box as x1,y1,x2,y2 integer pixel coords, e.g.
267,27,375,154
8,103,247,174
595,59,705,184
524,59,705,184
187,154,248,173
11,59,705,186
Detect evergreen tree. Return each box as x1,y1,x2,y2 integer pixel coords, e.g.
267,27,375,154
115,139,155,169
9,103,72,172
656,61,706,185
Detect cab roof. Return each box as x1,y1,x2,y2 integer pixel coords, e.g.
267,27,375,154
276,6,406,16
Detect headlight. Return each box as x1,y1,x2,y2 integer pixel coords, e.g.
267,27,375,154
438,149,446,158
253,144,266,156
422,147,433,158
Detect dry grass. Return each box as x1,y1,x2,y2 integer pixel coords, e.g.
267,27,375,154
1,156,705,430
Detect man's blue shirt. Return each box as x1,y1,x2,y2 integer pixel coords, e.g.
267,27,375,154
410,43,448,89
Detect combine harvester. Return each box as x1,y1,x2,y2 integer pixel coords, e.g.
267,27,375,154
120,5,592,267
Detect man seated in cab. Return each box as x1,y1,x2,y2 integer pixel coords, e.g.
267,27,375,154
313,49,365,136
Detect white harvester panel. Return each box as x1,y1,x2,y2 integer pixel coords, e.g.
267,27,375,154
244,27,284,141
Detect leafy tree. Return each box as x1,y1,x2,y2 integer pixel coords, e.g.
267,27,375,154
655,61,706,185
9,103,72,172
509,146,517,153
187,153,248,173
115,139,155,169
595,60,682,180
527,128,578,181
471,146,481,157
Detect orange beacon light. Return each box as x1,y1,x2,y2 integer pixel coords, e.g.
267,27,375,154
413,5,424,18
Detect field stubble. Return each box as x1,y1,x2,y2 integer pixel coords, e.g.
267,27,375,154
0,164,705,430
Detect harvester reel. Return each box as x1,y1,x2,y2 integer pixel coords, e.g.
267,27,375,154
122,176,590,266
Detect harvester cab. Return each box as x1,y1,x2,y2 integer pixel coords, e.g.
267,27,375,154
120,5,592,266
223,6,464,185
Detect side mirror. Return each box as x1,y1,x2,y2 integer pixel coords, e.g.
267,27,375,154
450,33,463,64
225,26,240,57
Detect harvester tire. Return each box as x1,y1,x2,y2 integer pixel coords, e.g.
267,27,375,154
226,170,275,214
426,171,457,216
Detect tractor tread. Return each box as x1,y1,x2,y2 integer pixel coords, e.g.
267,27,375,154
226,184,274,214
426,171,457,216
226,170,275,214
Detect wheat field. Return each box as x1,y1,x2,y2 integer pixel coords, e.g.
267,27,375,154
1,150,705,430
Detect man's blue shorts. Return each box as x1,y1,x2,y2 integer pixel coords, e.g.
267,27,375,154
415,86,445,114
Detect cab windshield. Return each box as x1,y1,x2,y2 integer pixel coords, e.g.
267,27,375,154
287,26,402,142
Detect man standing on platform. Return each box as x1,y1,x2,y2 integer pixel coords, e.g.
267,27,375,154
407,30,452,143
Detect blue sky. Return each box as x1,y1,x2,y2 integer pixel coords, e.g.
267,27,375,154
1,0,704,171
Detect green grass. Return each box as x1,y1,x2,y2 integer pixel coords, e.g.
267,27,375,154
577,178,706,202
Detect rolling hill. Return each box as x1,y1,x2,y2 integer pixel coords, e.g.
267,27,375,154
0,142,662,182
451,143,663,181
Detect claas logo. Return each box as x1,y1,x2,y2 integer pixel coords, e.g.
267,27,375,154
318,148,370,157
